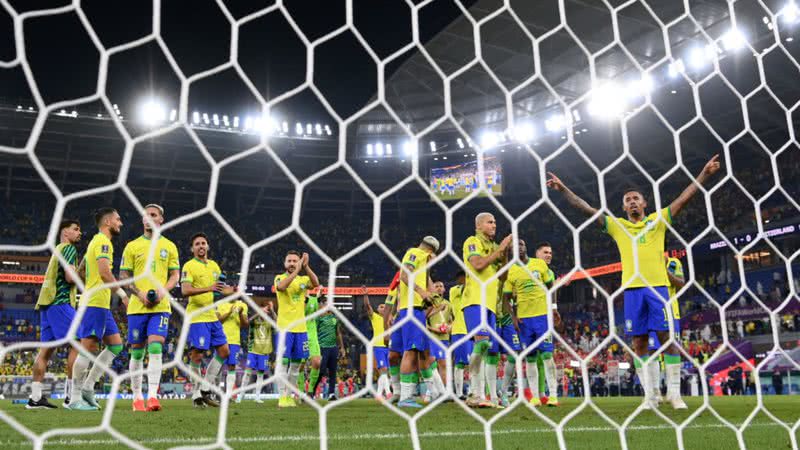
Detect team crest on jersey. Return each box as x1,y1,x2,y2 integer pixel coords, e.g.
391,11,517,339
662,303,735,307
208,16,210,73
468,244,476,252
159,249,168,259
532,271,541,280
132,329,140,340
101,245,109,253
625,319,633,332
213,272,219,279
199,336,206,346
300,283,307,289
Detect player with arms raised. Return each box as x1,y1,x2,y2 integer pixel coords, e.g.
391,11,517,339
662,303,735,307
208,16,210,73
274,250,320,407
181,232,234,409
70,208,125,411
119,204,180,412
362,286,391,400
547,154,720,409
27,219,82,409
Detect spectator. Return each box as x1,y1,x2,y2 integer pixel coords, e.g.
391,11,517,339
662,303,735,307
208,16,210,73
772,369,783,395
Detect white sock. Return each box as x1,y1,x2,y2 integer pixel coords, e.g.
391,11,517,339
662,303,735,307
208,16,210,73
82,349,116,392
486,362,498,402
543,357,558,400
648,359,661,399
275,361,288,397
636,366,650,400
203,356,224,388
390,371,400,396
73,354,91,394
130,357,143,399
501,361,514,396
432,368,446,397
255,372,264,401
666,363,682,399
226,371,236,396
454,367,464,397
377,373,389,396
468,352,483,396
190,363,203,399
526,360,539,399
400,381,414,402
63,378,70,399
31,381,42,401
147,353,162,399
240,370,251,399
288,362,301,395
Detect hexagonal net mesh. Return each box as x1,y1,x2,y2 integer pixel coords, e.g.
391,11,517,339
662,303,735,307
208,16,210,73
0,0,799,449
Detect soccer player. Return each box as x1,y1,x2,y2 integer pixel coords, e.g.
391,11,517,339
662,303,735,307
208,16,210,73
27,219,82,409
385,236,439,408
239,300,275,404
300,287,322,399
425,280,451,402
70,208,125,411
462,213,512,408
504,240,559,407
546,154,720,409
274,250,319,407
181,232,234,409
362,286,391,400
383,271,402,401
119,204,180,412
647,256,686,405
316,295,345,401
217,298,248,398
496,270,522,408
449,270,470,400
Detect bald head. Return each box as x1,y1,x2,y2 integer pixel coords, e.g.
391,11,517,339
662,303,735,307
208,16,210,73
475,212,497,239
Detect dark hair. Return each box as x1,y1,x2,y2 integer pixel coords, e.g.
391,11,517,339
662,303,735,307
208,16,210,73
455,269,465,279
190,232,209,246
622,187,646,200
286,250,302,258
93,207,117,227
59,218,80,233
535,241,552,251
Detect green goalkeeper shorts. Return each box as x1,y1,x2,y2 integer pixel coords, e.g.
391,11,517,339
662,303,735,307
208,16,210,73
308,335,321,358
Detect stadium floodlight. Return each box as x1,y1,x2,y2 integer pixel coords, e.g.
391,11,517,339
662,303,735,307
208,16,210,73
430,141,436,152
628,74,653,99
192,111,200,124
366,143,374,156
324,124,332,135
306,123,313,134
138,98,167,126
480,130,499,149
386,143,392,155
457,137,465,149
782,1,800,23
588,83,625,118
572,109,582,122
513,122,535,142
202,113,210,124
212,114,220,126
169,109,177,122
222,115,229,127
402,141,415,156
375,142,384,156
295,122,303,135
688,46,712,68
315,123,322,135
668,59,685,77
545,114,566,131
232,116,239,128
721,28,747,51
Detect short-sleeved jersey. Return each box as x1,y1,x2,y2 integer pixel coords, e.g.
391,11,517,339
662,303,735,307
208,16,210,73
181,257,222,323
604,207,671,289
398,247,431,309
217,300,248,345
450,284,467,335
427,296,453,340
248,316,273,355
503,258,552,318
120,235,180,315
83,233,114,309
462,233,500,313
37,243,78,309
370,311,386,348
305,295,319,341
666,257,683,320
317,313,338,348
385,287,397,306
274,273,311,333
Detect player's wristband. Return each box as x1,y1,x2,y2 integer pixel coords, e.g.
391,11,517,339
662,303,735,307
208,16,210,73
116,288,129,300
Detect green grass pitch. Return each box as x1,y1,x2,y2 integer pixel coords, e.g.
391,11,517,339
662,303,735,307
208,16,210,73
1,396,798,449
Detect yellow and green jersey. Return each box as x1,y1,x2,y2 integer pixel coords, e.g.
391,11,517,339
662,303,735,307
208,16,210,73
217,300,248,345
666,257,683,320
427,295,453,340
503,258,552,318
449,284,466,335
603,207,671,288
248,316,273,355
462,233,500,313
120,235,180,315
36,243,78,309
370,311,386,348
83,233,114,309
181,257,222,323
397,247,430,309
274,273,311,332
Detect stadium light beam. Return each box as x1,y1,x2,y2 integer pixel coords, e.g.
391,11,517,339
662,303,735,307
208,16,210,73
375,142,384,156
688,46,710,68
366,144,374,156
512,122,535,142
545,114,566,132
480,131,499,149
138,98,167,126
721,28,747,51
588,83,625,118
386,144,392,155
295,122,303,135
782,2,800,23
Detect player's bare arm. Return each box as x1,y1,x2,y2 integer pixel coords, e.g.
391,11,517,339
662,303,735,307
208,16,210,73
361,286,373,316
301,252,321,288
468,234,513,272
398,264,431,301
669,154,722,217
546,172,603,226
667,271,686,289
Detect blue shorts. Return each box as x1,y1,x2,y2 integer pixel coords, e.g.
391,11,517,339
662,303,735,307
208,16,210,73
648,320,682,350
247,353,269,372
497,323,521,354
127,312,170,344
283,331,309,360
429,338,449,360
76,306,120,340
519,315,553,354
188,321,227,350
374,347,389,369
225,344,241,366
463,305,498,353
389,308,429,353
450,334,473,366
40,303,76,342
624,286,670,336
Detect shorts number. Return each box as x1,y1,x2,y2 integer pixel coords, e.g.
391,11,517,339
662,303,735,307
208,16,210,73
303,340,309,351
159,316,169,329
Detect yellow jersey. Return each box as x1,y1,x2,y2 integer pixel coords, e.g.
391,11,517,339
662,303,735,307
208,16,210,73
181,257,222,323
83,233,114,309
427,296,453,340
450,284,467,335
217,300,248,345
604,207,671,288
503,258,552,318
274,273,311,333
397,247,430,309
666,257,683,320
120,235,180,315
462,233,500,313
370,311,386,348
385,287,397,306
